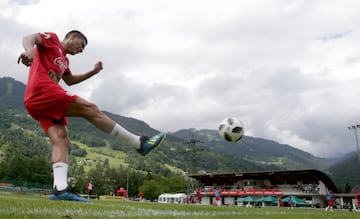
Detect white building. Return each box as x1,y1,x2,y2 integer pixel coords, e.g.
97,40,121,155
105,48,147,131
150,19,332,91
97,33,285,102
158,193,187,204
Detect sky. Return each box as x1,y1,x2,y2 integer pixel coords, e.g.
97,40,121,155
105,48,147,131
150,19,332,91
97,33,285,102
1,0,360,158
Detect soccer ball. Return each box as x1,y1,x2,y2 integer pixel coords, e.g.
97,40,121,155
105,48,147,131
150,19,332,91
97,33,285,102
218,117,245,142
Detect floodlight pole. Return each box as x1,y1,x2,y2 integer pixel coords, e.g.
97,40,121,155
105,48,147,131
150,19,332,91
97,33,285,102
126,166,129,195
348,124,360,165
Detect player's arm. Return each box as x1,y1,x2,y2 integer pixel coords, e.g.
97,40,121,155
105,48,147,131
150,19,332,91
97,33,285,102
62,61,103,85
17,33,42,66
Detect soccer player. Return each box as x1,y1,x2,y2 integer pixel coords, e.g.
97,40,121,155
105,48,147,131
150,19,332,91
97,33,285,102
214,187,221,206
18,30,166,202
325,191,334,211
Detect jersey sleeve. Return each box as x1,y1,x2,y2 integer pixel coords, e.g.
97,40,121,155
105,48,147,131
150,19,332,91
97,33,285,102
38,32,59,48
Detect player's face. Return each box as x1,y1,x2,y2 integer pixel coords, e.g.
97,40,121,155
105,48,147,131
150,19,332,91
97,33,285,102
68,36,86,55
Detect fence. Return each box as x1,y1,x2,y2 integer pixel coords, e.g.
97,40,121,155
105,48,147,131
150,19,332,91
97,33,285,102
0,180,52,194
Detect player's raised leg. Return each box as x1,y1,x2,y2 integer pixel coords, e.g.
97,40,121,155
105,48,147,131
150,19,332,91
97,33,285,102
67,97,166,155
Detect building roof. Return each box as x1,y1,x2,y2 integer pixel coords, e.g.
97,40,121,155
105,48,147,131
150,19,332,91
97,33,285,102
158,193,187,198
351,185,360,194
189,169,337,192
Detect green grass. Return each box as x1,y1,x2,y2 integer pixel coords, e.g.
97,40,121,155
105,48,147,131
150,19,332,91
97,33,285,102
0,193,358,219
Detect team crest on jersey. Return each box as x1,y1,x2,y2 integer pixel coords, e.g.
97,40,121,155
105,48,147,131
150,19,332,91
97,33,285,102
54,57,67,75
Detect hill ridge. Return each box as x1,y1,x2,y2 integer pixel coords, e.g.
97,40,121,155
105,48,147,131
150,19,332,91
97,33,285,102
1,76,359,189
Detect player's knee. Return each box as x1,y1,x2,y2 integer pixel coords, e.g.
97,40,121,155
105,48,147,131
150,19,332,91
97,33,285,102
48,124,69,142
70,98,102,118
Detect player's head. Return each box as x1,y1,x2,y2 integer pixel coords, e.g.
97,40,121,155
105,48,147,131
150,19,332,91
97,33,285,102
65,30,88,45
64,30,88,55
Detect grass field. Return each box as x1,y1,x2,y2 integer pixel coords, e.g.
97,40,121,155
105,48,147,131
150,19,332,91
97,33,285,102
0,193,359,219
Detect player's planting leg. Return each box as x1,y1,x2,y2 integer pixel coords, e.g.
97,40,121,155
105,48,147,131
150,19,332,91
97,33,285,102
47,124,89,202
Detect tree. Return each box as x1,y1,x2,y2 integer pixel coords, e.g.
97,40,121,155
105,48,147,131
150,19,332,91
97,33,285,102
160,175,187,193
344,180,352,193
6,155,28,181
139,179,162,201
87,163,107,195
28,157,51,185
126,168,147,197
69,143,87,157
68,156,87,193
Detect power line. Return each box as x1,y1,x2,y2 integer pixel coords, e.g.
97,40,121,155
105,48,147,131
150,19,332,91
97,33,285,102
183,135,205,175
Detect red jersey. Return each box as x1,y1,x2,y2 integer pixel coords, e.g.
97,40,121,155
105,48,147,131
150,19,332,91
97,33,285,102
23,32,78,133
24,32,71,103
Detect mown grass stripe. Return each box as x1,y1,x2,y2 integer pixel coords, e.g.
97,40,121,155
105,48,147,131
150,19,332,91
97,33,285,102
0,193,357,219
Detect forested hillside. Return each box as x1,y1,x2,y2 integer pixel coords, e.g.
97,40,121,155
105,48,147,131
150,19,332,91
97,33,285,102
0,77,359,196
326,154,360,191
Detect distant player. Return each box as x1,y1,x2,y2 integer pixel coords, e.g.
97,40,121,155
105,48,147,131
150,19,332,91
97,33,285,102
18,30,166,202
214,188,221,206
325,191,334,211
196,187,202,204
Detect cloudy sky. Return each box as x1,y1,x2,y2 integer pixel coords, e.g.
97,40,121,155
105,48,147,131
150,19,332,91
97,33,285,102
2,0,360,158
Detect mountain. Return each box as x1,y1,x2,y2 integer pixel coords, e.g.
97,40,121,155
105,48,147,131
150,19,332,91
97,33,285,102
171,129,331,170
327,151,357,164
0,77,358,188
0,76,26,109
326,153,360,189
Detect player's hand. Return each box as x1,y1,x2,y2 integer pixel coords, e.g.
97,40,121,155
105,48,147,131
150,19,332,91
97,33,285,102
93,61,103,74
17,50,35,67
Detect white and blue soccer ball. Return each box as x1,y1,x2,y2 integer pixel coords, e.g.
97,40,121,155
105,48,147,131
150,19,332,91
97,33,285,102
218,117,245,142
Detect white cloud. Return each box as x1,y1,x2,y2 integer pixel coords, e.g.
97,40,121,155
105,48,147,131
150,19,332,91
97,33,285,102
2,0,360,157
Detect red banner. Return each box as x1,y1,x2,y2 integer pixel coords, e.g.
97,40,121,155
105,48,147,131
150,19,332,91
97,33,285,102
204,189,283,196
0,182,14,187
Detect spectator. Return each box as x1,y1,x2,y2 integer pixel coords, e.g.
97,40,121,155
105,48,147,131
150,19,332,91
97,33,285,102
86,180,93,197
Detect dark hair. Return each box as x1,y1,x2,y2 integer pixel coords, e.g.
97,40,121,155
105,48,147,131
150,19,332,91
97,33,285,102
65,30,88,45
